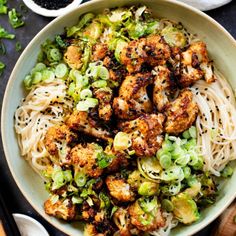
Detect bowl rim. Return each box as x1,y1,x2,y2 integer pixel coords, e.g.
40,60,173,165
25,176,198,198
2,0,236,235
22,0,83,17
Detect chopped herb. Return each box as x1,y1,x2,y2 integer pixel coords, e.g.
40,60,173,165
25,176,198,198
0,26,15,39
0,0,7,14
0,61,5,76
8,8,25,29
15,41,22,52
0,40,6,55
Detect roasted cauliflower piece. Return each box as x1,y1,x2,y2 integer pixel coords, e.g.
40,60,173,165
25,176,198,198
106,175,135,202
153,66,177,112
120,35,171,73
179,41,215,87
94,87,113,122
66,111,112,141
103,54,127,86
70,143,103,178
119,114,165,157
64,45,82,69
113,208,132,236
44,197,76,221
113,73,153,120
128,197,165,232
165,89,199,135
44,124,77,165
91,43,108,61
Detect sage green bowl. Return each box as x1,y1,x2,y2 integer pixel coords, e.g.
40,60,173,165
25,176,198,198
2,0,236,235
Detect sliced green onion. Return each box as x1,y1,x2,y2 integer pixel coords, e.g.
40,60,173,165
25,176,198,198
63,170,72,182
161,166,184,182
92,80,107,88
80,88,92,99
72,196,83,205
41,69,55,82
0,5,7,14
47,48,62,62
183,166,191,179
189,126,197,139
31,72,42,85
76,98,98,111
98,66,109,80
74,172,87,187
162,140,174,152
221,165,233,178
51,170,65,190
68,82,76,96
99,192,110,209
182,130,190,139
15,41,22,52
55,63,68,79
0,61,5,76
159,153,172,169
8,9,25,29
175,153,190,167
76,74,88,88
23,75,32,89
0,26,15,39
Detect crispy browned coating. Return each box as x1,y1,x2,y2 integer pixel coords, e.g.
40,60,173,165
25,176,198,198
119,114,165,157
64,45,82,69
120,35,171,73
70,143,103,178
113,208,132,236
165,89,199,135
44,198,76,221
128,200,165,232
91,43,108,61
153,66,177,112
103,55,127,85
113,73,153,120
106,175,135,202
179,41,215,87
94,88,113,122
66,111,112,141
44,124,77,164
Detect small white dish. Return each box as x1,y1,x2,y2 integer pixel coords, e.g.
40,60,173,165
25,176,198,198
13,213,49,236
22,0,83,17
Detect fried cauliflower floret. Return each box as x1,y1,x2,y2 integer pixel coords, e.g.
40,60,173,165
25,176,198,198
113,73,153,120
113,208,132,236
64,45,82,69
128,197,165,232
44,197,76,221
165,89,199,135
44,124,77,165
91,43,108,61
70,143,103,178
66,111,112,141
94,87,113,122
106,175,135,202
103,55,127,85
179,41,215,87
120,35,171,73
153,66,177,112
119,114,165,157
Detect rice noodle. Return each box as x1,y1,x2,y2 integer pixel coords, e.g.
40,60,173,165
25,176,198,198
14,79,73,173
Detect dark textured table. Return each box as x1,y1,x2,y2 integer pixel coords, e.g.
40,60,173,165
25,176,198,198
0,0,235,235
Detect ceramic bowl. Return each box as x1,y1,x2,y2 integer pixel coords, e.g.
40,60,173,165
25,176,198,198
22,0,83,17
2,0,236,235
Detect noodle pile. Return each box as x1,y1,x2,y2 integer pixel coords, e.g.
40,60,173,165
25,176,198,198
14,79,73,172
191,72,236,176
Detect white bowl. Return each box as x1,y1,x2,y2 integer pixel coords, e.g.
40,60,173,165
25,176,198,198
13,213,49,236
22,0,83,17
2,0,236,236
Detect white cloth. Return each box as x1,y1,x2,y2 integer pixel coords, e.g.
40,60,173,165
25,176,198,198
178,0,232,11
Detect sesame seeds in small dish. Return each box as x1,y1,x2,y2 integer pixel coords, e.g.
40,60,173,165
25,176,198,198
22,0,83,17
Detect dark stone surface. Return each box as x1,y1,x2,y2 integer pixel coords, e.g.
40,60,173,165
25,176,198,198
0,0,235,235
